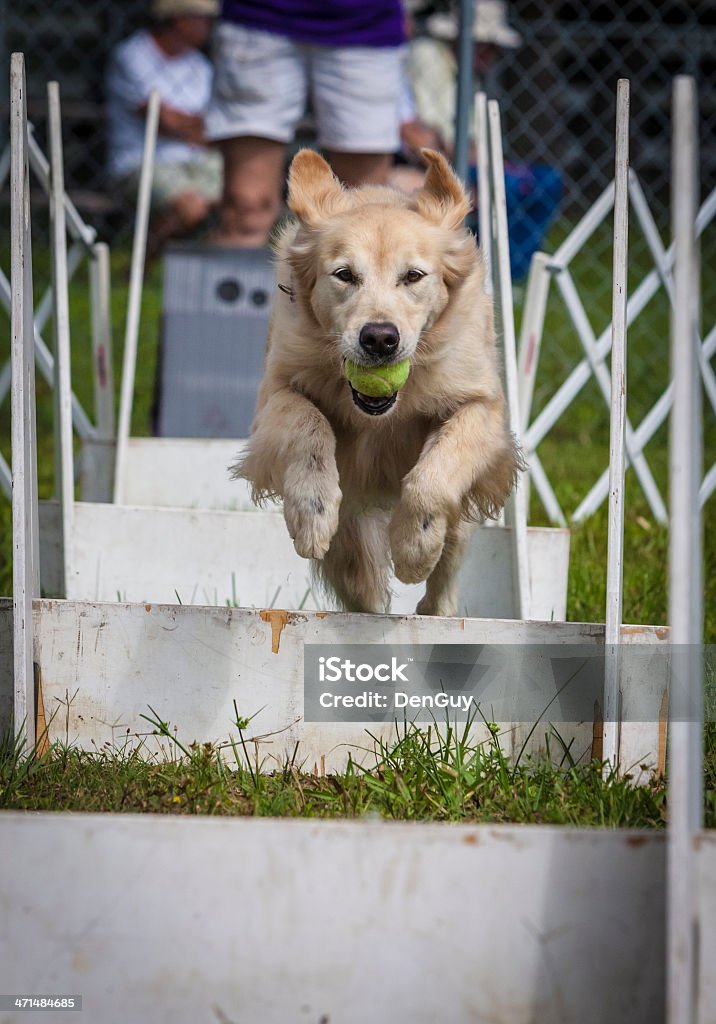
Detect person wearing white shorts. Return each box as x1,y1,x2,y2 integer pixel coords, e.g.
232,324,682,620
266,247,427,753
205,1,407,245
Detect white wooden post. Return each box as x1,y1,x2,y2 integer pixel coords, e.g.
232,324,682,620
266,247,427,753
114,88,160,504
48,81,75,597
487,99,531,619
667,75,703,1024
90,241,115,441
10,52,38,749
88,240,115,500
27,126,96,250
516,251,551,435
474,92,492,296
603,79,630,771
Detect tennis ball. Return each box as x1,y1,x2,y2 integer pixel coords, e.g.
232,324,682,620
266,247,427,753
344,359,411,397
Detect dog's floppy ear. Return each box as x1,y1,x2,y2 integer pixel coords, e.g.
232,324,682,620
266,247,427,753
414,149,472,230
287,149,351,226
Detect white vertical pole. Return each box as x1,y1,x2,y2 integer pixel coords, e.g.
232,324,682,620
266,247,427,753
114,88,159,504
667,75,702,1024
90,242,115,440
10,52,38,750
89,241,116,501
48,81,75,596
474,92,492,296
0,143,11,192
603,79,630,772
487,99,531,620
517,251,551,435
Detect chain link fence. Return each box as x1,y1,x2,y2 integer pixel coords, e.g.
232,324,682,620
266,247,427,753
2,0,713,240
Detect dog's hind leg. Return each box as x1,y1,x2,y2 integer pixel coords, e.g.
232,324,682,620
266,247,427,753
317,512,392,614
416,517,471,618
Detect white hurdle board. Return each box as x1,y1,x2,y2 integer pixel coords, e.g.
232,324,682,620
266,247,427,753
0,598,669,775
6,61,715,1022
38,499,570,619
53,87,569,622
0,814,670,1024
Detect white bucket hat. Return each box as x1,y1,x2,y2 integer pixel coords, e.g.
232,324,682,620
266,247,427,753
152,0,219,18
426,1,522,49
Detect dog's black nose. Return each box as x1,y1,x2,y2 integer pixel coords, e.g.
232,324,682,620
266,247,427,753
359,322,400,360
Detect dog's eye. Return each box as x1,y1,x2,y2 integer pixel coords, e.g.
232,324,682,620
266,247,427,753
333,267,356,284
403,269,425,285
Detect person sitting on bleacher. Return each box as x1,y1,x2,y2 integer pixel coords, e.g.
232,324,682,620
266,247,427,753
105,0,222,252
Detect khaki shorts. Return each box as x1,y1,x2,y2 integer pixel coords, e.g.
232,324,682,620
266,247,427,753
206,22,404,153
118,150,223,209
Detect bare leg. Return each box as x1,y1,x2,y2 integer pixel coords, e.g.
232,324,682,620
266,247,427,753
325,150,393,188
319,511,392,614
416,517,471,617
387,165,426,194
211,136,286,246
148,190,212,259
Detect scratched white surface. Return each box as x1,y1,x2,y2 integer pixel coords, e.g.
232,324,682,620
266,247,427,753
38,500,570,620
0,600,668,772
0,816,667,1024
697,832,716,1024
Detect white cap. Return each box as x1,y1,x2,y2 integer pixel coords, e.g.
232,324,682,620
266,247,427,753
426,1,522,49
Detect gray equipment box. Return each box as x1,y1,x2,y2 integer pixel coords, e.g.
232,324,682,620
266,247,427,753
155,244,274,438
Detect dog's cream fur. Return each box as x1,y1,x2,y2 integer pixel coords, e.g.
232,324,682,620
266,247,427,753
234,148,521,616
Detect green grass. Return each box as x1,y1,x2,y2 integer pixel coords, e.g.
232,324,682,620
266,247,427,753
1,713,678,828
0,216,714,825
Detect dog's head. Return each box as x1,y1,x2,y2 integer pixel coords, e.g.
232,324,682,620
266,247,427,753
285,149,476,416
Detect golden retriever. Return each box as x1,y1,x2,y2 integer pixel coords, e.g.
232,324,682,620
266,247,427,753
233,148,521,616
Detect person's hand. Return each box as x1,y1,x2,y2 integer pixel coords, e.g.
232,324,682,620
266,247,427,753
159,104,206,145
138,101,206,145
400,119,446,161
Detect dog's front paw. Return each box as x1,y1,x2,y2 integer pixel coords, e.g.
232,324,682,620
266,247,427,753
283,464,341,561
390,501,447,584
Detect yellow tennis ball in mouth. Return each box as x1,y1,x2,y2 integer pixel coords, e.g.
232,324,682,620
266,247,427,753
344,359,411,397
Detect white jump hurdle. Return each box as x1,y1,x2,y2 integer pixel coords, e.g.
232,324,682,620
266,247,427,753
9,52,39,752
666,76,704,1024
39,83,569,622
3,55,713,1023
517,155,716,527
6,55,665,772
0,86,115,502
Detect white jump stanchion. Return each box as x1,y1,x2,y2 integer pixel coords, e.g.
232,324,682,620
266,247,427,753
0,93,117,485
25,124,116,443
487,99,531,620
113,88,160,505
86,240,115,501
89,241,114,441
475,91,493,297
48,81,75,598
518,173,716,526
666,75,703,1024
0,258,95,442
572,182,716,523
516,250,551,435
555,268,667,522
603,79,630,772
10,52,39,750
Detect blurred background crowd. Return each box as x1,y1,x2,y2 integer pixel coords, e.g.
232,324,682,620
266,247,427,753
1,0,714,278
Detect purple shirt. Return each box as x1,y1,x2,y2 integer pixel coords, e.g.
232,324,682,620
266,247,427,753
221,0,406,48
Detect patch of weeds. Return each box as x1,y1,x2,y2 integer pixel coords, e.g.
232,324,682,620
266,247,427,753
0,711,672,829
